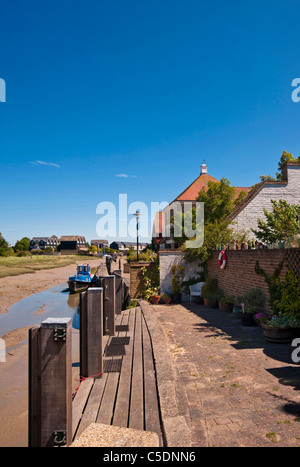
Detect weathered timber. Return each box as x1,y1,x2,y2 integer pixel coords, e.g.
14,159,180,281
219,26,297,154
29,318,73,447
80,288,103,378
113,269,123,315
101,275,116,336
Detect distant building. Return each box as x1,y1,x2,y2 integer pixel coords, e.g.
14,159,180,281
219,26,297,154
91,239,109,251
59,235,87,255
109,241,148,252
30,235,60,251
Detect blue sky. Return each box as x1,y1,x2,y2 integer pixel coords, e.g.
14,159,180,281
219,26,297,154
1,0,300,245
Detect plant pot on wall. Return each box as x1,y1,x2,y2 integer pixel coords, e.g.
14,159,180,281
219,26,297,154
150,295,160,305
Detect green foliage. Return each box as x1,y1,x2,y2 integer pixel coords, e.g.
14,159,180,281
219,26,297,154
170,264,185,294
251,199,300,245
218,295,235,306
127,249,157,263
259,175,276,182
197,178,236,224
255,259,284,314
264,314,300,329
238,288,266,314
14,237,30,252
276,150,300,180
201,277,223,301
0,233,9,250
126,299,139,309
141,257,160,301
273,270,300,317
184,220,234,263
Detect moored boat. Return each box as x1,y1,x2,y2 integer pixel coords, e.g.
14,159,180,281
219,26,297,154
68,264,94,293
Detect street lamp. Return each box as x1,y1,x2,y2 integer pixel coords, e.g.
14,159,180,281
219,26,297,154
133,209,141,262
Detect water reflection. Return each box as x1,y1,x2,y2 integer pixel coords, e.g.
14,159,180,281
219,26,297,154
0,283,80,337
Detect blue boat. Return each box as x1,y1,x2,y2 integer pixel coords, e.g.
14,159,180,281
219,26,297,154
68,264,94,293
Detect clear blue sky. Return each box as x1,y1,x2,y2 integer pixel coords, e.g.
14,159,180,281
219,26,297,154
1,0,300,245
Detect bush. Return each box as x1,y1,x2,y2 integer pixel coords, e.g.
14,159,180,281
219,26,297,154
237,288,266,314
201,277,223,301
273,270,300,317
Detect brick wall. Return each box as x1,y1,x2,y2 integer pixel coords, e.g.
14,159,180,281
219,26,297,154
207,249,291,310
129,262,154,299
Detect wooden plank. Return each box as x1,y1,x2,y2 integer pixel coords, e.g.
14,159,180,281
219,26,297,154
75,374,108,438
128,307,144,431
142,317,162,445
96,372,120,425
112,307,136,428
72,378,94,439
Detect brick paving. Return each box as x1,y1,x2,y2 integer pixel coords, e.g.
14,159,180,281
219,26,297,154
152,303,300,447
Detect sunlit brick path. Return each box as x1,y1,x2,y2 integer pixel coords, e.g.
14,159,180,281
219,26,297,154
152,303,300,447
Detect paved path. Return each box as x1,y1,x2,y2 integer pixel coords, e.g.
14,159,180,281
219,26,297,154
153,303,300,447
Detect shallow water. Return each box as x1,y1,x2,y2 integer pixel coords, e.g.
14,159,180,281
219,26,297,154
0,283,80,338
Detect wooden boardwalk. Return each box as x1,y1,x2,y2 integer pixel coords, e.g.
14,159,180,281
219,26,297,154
72,306,163,446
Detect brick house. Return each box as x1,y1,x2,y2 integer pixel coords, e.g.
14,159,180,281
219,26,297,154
228,162,300,239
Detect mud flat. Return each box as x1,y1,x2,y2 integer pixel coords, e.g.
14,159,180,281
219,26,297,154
0,259,101,447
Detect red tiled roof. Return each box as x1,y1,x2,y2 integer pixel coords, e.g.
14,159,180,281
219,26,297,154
173,173,220,202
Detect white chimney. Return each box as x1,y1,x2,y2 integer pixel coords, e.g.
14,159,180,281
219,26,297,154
200,162,208,175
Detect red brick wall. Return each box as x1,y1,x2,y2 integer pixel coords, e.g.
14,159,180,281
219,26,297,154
207,249,289,310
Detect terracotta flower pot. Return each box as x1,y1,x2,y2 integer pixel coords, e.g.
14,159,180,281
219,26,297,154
163,297,171,304
203,297,218,308
150,295,160,305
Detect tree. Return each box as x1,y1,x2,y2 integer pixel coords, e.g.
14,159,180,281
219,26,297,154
14,237,30,252
0,233,9,250
184,220,234,263
196,177,236,224
276,150,300,180
251,199,300,245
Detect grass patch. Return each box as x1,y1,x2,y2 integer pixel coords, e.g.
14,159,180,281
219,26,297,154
0,255,96,278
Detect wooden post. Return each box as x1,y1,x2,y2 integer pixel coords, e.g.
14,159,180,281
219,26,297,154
101,275,115,336
28,318,73,447
80,287,103,378
113,269,123,315
28,326,41,447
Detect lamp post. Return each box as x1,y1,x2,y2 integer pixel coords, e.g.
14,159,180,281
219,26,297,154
133,210,141,262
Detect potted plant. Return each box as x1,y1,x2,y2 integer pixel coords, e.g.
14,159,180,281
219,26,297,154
170,264,185,304
233,295,243,317
201,277,221,308
260,314,300,343
256,268,300,343
150,287,160,305
218,295,235,312
161,292,171,304
238,288,266,326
